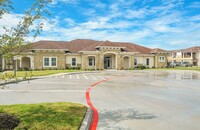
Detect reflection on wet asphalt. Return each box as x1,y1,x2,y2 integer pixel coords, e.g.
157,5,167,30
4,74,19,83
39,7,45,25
140,71,200,80
98,108,157,130
91,70,200,130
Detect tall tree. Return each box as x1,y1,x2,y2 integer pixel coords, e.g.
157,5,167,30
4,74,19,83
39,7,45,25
0,0,51,72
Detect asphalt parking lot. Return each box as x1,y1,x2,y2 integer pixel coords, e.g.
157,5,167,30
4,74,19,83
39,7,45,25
0,70,200,130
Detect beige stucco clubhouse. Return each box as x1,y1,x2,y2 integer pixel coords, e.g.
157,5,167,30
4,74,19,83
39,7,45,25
1,39,171,70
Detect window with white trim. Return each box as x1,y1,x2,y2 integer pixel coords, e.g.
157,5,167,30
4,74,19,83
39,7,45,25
72,58,76,66
88,57,95,66
43,57,57,67
159,56,165,62
44,58,49,66
51,58,56,66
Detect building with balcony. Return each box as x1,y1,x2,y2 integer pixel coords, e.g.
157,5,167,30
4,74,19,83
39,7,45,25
168,46,200,66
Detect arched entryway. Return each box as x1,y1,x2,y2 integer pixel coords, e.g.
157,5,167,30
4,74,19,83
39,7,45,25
21,57,31,70
103,52,117,69
123,56,130,70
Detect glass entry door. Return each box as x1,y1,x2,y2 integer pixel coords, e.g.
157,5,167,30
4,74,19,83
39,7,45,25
104,57,112,69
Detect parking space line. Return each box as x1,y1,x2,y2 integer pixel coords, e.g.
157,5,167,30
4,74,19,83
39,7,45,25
91,75,97,80
98,76,106,80
83,74,88,80
76,74,80,79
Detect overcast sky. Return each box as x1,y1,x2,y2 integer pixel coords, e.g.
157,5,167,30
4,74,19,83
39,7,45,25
0,0,200,50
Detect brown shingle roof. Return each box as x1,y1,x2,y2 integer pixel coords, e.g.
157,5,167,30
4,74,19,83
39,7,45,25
31,41,67,50
170,46,200,53
150,48,167,54
31,39,154,54
182,46,200,52
82,40,152,54
64,39,100,53
116,42,152,54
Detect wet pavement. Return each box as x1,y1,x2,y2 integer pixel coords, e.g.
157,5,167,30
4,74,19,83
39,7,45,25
0,70,200,130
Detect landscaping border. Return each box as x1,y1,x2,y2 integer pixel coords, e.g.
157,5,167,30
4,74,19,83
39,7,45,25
79,107,93,130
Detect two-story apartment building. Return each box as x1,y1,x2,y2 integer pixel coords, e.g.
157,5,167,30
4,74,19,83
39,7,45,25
0,39,168,70
168,46,200,66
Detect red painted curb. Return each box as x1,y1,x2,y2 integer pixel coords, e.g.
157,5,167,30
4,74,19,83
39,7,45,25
85,76,121,130
86,79,110,130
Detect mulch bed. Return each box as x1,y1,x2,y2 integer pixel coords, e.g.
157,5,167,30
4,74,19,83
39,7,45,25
0,113,20,130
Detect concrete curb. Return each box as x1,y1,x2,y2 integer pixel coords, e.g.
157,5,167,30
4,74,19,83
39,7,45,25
0,78,38,87
79,107,93,130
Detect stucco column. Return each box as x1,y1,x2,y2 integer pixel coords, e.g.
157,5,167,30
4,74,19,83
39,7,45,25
30,56,34,70
155,55,158,68
115,54,118,69
191,52,193,58
82,55,87,70
118,54,122,70
96,54,100,69
81,55,84,70
100,54,104,70
19,58,22,68
130,55,134,68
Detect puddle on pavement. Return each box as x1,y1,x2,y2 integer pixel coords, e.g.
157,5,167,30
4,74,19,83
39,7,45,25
131,71,200,80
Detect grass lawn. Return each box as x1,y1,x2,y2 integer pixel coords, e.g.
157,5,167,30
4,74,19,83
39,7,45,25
1,70,82,77
149,66,200,72
0,102,87,130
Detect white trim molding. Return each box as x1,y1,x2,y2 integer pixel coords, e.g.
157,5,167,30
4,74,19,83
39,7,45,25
159,56,166,62
43,56,57,67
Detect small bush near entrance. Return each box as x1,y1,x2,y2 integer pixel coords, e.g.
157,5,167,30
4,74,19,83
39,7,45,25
134,64,147,70
0,102,87,130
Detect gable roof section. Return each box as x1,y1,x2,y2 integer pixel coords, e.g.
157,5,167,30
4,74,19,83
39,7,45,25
82,40,152,54
151,48,167,54
117,42,152,54
64,39,100,53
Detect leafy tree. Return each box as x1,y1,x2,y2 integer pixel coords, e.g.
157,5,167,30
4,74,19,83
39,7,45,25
0,0,13,17
0,0,51,74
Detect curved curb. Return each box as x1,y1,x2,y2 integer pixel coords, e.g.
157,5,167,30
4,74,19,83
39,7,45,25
79,107,93,130
85,77,119,130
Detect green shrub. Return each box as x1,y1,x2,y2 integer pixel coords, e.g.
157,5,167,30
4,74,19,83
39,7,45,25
135,64,146,70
